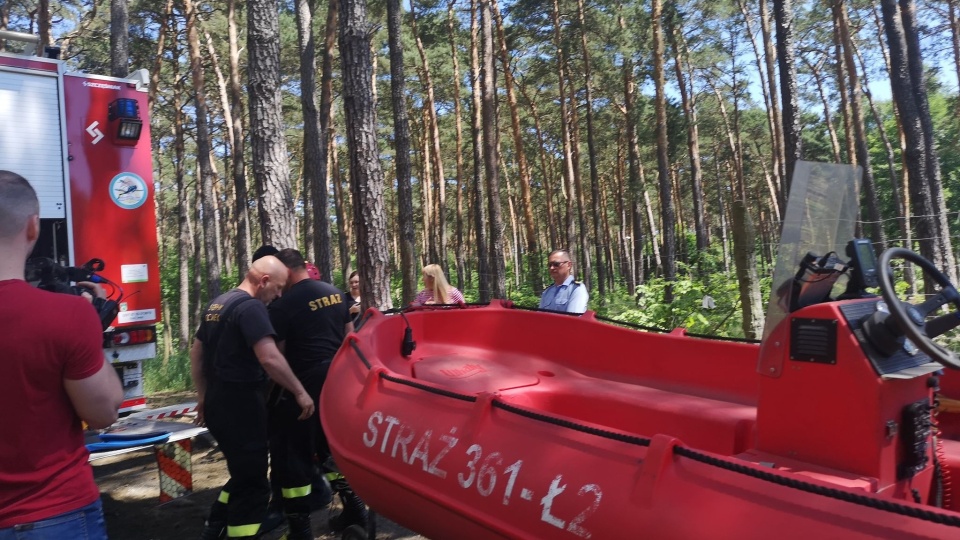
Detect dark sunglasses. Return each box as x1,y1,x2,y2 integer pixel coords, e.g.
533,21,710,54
548,261,569,268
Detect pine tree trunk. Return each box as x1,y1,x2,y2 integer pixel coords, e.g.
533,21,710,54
340,0,392,309
494,0,540,292
759,0,786,203
37,0,50,48
736,0,781,217
832,13,856,165
614,134,633,289
292,0,331,277
854,42,915,289
666,12,708,255
470,0,490,301
951,0,960,118
899,0,956,281
202,28,236,277
110,0,128,77
620,5,643,291
249,0,296,249
0,5,7,40
308,0,337,279
866,4,916,291
519,82,559,251
332,137,351,280
835,0,886,248
731,200,764,338
565,61,592,290
410,2,448,273
448,1,467,290
147,0,172,109
551,0,579,261
185,0,221,298
227,0,251,273
575,0,605,298
419,106,436,264
387,0,418,304
480,0,506,298
652,0,676,302
174,78,192,348
774,0,801,193
880,0,940,277
802,55,843,162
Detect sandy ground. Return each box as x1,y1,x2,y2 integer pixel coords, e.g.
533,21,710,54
91,392,427,540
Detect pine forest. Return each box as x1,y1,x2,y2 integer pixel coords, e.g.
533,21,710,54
4,0,960,388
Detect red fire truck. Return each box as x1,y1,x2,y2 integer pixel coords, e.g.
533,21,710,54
0,31,162,413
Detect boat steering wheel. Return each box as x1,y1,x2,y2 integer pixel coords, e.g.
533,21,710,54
878,247,960,369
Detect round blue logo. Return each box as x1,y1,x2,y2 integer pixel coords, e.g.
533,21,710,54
109,173,148,210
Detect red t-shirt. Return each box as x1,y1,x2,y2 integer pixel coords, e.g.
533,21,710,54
0,280,105,527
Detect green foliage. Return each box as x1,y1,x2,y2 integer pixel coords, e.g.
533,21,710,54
143,350,194,393
141,322,193,393
606,271,756,338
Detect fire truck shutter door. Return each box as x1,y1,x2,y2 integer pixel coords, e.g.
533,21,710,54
0,67,66,218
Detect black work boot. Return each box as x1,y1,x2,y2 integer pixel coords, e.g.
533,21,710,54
282,513,313,540
261,499,285,534
198,519,226,540
309,466,333,511
328,487,368,533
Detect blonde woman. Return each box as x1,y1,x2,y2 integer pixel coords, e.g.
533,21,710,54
413,264,465,305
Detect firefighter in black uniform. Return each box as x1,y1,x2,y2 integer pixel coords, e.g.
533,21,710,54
191,255,315,540
268,249,366,537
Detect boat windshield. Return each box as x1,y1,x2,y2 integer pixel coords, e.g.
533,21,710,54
762,161,862,339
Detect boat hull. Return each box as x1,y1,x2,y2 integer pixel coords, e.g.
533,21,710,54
321,305,960,539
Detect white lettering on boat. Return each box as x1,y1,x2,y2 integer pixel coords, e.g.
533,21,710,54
540,475,568,529
361,411,601,537
567,484,602,539
363,411,383,448
476,452,503,496
362,411,456,479
409,429,433,471
390,424,416,462
503,460,523,505
458,444,482,488
428,428,458,479
380,415,401,453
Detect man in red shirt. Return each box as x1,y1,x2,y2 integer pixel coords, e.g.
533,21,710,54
0,170,124,538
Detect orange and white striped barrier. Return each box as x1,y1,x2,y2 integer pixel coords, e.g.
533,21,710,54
130,402,198,420
155,439,193,503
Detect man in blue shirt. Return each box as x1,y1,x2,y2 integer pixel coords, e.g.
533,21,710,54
539,249,589,313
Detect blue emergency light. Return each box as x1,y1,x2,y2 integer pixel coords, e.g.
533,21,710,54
108,98,143,141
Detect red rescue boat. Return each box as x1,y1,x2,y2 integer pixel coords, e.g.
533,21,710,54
321,163,960,539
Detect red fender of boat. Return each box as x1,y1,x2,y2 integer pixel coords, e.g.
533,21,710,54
321,301,960,539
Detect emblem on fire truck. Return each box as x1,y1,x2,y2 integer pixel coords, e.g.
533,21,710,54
109,172,147,210
86,121,104,144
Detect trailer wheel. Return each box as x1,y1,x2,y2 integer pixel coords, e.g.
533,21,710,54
340,524,368,540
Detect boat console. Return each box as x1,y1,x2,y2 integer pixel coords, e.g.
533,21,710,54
756,296,938,502
752,163,960,506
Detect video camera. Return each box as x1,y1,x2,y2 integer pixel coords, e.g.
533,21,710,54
25,257,120,331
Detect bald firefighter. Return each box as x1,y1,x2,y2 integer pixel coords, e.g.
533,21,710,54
192,256,315,539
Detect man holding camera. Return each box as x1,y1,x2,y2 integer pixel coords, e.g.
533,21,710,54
0,170,124,539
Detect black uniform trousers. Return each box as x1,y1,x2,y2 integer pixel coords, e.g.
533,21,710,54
204,380,270,538
268,363,330,515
